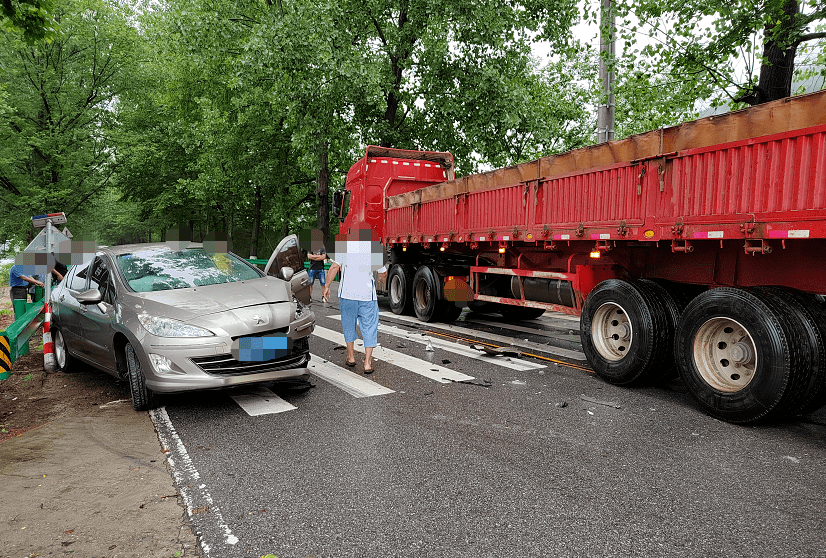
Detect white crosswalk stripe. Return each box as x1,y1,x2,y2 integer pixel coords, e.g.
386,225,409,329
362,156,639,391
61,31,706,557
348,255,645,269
312,325,475,384
229,387,297,416
327,315,545,372
308,354,395,397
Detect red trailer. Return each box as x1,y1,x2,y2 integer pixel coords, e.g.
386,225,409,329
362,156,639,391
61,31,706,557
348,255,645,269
334,91,826,423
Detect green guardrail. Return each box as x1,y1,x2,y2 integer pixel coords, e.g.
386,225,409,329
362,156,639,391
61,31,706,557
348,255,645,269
1,290,46,380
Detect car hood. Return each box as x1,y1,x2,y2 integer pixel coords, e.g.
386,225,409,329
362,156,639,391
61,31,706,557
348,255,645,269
126,278,291,321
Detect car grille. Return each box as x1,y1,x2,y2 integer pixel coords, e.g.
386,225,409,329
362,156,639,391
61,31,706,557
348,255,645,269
191,336,310,376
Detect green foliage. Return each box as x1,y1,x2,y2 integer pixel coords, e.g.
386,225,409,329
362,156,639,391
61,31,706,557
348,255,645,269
1,0,55,44
0,262,11,287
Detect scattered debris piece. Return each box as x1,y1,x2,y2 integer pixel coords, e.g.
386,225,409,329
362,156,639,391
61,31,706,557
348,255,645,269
425,339,434,351
470,344,522,358
587,410,594,415
333,345,346,351
98,399,130,409
580,394,621,409
556,401,568,408
455,378,492,388
510,380,527,386
783,456,800,463
396,344,408,349
424,391,434,396
441,359,451,364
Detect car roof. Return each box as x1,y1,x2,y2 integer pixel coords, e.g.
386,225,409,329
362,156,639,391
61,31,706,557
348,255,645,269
101,242,204,256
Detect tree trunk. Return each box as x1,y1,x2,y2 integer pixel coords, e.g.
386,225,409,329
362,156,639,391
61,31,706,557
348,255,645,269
755,0,799,104
317,142,330,242
249,183,262,259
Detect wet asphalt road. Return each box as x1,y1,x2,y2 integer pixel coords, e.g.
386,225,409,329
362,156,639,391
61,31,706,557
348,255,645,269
160,285,826,558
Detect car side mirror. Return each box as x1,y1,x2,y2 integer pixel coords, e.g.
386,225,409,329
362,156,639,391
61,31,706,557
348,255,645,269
280,266,294,281
332,191,342,217
75,288,103,304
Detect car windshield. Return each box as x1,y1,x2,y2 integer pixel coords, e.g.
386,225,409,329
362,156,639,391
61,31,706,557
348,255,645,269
115,249,262,292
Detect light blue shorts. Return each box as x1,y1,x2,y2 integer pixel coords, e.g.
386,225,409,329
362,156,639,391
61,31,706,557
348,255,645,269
339,298,379,347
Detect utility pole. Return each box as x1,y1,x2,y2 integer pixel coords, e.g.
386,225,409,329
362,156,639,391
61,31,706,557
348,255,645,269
597,0,615,143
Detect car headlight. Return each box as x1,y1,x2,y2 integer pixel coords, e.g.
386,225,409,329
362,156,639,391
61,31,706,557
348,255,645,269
138,315,215,337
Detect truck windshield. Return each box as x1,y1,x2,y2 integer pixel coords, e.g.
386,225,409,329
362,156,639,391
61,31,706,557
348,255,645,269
116,249,262,292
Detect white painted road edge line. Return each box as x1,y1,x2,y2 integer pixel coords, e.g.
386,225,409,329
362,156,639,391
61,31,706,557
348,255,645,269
229,386,297,416
150,407,238,556
308,355,395,397
327,315,545,372
312,325,474,384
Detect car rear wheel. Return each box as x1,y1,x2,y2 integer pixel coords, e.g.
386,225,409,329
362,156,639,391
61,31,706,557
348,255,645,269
53,328,77,373
125,342,157,411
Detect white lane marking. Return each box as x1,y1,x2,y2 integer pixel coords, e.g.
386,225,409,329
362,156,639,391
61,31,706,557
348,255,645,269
150,408,238,556
378,311,587,361
229,387,297,416
312,325,474,384
308,355,395,397
327,316,545,372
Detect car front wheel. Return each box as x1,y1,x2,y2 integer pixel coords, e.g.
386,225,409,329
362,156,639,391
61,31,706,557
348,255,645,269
125,342,157,411
53,328,77,373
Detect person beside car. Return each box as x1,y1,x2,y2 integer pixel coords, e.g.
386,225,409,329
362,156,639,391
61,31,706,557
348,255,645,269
307,245,327,302
9,264,44,302
321,232,381,374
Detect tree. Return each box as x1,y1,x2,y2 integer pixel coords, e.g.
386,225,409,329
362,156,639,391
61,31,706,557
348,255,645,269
0,0,137,245
602,0,826,107
1,0,55,44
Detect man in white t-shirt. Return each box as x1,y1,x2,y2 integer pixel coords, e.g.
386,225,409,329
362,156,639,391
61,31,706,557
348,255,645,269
322,228,384,373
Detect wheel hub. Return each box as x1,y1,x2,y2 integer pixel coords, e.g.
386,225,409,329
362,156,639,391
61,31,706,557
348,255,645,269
693,317,757,393
591,302,632,362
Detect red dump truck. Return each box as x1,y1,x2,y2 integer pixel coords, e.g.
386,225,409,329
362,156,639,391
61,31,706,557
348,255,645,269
333,91,826,424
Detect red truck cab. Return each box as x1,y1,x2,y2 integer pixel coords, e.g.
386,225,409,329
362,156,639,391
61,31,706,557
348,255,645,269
335,146,454,239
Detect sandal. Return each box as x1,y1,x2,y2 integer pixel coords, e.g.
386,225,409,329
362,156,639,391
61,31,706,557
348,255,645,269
363,367,374,374
345,359,356,367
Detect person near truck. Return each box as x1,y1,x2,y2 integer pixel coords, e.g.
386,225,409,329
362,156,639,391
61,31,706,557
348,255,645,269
307,245,328,303
9,264,44,302
321,229,382,374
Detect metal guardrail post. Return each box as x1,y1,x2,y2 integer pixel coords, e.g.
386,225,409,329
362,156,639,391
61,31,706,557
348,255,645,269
0,298,46,378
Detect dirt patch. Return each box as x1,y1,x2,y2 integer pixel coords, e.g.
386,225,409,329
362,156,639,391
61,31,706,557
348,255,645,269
1,287,129,443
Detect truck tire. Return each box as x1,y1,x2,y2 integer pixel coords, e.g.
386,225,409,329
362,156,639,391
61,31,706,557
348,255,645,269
580,279,674,385
755,288,826,416
53,327,77,373
637,279,688,380
499,306,546,321
674,288,808,423
412,265,441,322
125,342,157,411
388,264,414,315
439,301,463,322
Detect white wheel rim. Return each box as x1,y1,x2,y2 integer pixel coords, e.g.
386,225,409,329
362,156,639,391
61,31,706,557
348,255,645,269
693,317,757,393
390,274,402,305
591,302,633,361
55,330,66,369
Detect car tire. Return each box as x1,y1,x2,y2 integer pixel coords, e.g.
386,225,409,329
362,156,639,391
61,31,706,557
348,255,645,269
580,279,674,386
412,265,440,322
53,327,77,373
674,287,808,423
388,264,414,315
125,342,157,411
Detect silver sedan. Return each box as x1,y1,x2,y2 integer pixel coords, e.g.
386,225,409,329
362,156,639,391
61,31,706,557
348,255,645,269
50,235,314,410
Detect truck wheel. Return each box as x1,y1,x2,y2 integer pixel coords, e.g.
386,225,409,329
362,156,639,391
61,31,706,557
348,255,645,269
580,279,674,385
637,279,688,380
53,327,77,373
674,288,808,423
439,301,463,323
388,264,414,315
499,306,546,320
125,342,157,411
412,266,441,322
755,288,826,416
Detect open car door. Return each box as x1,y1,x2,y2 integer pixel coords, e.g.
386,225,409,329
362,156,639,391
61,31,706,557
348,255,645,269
264,234,311,304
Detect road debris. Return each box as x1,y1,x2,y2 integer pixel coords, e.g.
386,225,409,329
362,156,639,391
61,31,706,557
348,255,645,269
510,380,527,386
470,344,522,358
556,401,568,408
580,394,621,409
425,339,434,351
452,378,492,388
